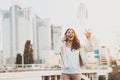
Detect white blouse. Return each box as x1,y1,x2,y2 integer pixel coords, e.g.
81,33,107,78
62,47,82,74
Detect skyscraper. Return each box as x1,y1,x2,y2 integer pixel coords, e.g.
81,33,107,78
33,15,51,64
51,25,62,50
0,5,32,64
77,2,88,26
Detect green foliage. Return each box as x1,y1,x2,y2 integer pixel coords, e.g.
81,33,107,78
23,40,34,64
15,53,22,64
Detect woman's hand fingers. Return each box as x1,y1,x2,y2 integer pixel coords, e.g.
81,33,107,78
62,35,66,42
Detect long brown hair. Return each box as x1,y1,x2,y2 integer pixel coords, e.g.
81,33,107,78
65,28,83,66
64,28,80,50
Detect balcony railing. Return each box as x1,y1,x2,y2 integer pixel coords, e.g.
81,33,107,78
0,64,113,80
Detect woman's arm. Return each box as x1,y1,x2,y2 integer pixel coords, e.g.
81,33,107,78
54,35,67,55
54,41,63,55
80,45,89,64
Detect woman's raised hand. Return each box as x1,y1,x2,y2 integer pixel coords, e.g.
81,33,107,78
84,29,91,39
62,35,67,42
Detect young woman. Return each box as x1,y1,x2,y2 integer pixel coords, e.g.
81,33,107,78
54,28,87,80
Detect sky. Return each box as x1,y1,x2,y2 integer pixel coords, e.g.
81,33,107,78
0,0,120,52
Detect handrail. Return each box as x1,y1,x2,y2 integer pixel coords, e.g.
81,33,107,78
0,69,112,80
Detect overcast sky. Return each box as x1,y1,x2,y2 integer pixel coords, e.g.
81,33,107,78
0,0,120,52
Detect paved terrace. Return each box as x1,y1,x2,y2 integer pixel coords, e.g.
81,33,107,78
0,69,112,80
0,64,113,80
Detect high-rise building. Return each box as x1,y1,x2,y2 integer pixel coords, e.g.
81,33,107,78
0,13,3,64
44,50,60,68
77,2,88,26
0,5,32,64
51,25,62,50
33,15,51,64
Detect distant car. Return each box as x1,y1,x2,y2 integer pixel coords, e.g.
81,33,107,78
0,65,6,70
25,64,40,69
5,65,16,70
51,65,61,69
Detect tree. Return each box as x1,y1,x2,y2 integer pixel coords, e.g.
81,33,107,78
23,40,34,64
15,53,22,67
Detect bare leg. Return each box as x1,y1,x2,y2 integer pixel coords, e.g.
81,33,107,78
71,74,81,80
61,74,71,80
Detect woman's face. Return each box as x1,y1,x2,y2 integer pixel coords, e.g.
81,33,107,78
66,29,75,41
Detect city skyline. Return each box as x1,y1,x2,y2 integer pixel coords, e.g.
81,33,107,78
0,5,62,64
0,5,33,64
0,1,119,80
0,0,120,52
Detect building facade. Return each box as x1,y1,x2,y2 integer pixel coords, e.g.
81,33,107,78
33,16,51,64
0,5,32,64
51,25,62,50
